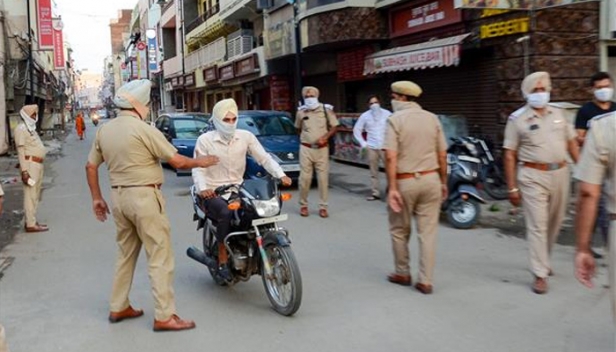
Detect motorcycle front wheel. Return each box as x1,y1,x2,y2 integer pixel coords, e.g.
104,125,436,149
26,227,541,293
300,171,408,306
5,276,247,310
261,244,302,316
447,199,480,229
482,164,508,200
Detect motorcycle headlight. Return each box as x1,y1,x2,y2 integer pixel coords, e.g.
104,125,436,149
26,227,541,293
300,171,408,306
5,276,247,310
252,198,280,218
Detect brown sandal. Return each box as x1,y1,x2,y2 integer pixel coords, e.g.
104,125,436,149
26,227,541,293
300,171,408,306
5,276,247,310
300,207,309,217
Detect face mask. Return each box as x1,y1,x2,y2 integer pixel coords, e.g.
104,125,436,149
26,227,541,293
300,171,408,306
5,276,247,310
304,97,319,109
594,88,614,102
212,116,238,142
370,103,380,114
391,100,407,112
526,92,550,109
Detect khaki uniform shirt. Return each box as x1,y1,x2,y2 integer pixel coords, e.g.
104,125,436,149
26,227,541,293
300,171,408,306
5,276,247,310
0,184,4,197
192,130,286,191
14,123,47,169
574,112,616,213
87,113,177,186
382,102,447,173
503,105,576,163
295,104,340,144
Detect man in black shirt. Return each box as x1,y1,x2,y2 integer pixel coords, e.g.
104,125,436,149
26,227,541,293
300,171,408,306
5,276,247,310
575,72,616,145
574,72,615,258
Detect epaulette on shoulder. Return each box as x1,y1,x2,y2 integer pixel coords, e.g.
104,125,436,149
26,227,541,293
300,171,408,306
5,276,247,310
297,105,308,111
324,104,334,111
508,106,527,121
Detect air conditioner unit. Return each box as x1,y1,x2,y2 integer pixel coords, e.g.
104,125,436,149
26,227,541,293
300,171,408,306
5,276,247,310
256,0,274,10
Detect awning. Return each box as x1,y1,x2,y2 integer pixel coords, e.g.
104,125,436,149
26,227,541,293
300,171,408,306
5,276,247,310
363,33,470,75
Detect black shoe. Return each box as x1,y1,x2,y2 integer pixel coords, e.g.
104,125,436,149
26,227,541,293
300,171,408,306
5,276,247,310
218,264,233,281
366,195,380,201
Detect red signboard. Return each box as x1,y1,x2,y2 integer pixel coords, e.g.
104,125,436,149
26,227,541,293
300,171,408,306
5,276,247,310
52,20,65,70
37,0,54,49
390,0,462,37
204,66,218,82
270,75,291,112
235,55,259,77
219,64,235,81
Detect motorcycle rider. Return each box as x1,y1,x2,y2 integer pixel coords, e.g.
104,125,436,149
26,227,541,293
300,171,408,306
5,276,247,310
192,99,292,279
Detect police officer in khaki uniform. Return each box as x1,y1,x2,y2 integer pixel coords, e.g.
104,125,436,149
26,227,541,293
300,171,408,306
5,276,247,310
503,71,579,294
14,104,48,233
295,86,339,218
86,80,218,331
573,111,616,323
382,81,448,295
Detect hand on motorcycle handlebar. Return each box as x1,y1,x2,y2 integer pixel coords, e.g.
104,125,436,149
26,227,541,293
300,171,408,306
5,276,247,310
388,189,404,213
200,189,216,200
280,176,292,187
509,190,521,207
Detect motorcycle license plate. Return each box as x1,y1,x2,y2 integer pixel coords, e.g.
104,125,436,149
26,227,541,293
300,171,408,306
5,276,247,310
252,214,288,226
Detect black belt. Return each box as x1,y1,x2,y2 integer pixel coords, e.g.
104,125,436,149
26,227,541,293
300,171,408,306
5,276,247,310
111,184,161,189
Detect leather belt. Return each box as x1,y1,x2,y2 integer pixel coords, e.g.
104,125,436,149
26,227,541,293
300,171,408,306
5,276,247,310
111,184,162,190
25,155,44,163
522,161,567,171
301,142,327,149
396,169,438,180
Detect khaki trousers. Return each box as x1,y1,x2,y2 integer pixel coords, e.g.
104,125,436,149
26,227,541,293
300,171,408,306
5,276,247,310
388,173,441,285
299,145,329,209
518,166,570,278
609,220,616,322
23,161,44,227
0,324,9,352
109,187,176,321
368,148,384,197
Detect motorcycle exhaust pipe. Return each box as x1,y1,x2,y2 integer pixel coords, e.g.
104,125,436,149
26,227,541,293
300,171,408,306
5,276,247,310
186,246,218,269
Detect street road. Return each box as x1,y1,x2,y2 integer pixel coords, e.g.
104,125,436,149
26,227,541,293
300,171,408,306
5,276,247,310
0,121,614,352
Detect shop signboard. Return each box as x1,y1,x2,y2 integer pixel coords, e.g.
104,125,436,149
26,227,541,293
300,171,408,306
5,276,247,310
204,66,218,82
479,17,530,39
390,0,462,37
454,0,597,9
219,63,235,81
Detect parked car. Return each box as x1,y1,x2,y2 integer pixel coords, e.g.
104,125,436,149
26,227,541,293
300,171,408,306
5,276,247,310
154,112,211,175
204,110,301,180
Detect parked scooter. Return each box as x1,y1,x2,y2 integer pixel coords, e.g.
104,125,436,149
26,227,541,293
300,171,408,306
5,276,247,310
441,137,486,229
459,136,507,200
187,177,302,316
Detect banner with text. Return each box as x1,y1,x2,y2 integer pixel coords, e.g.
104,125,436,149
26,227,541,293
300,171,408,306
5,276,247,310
37,0,54,49
52,19,65,70
454,0,597,10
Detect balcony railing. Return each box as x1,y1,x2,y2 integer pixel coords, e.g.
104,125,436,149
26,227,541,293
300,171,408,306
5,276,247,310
185,37,226,72
186,3,220,34
163,56,183,78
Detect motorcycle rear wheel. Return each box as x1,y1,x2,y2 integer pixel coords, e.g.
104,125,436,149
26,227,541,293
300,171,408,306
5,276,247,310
482,164,508,200
261,245,302,316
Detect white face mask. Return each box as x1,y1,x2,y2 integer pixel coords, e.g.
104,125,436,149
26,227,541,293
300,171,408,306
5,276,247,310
370,103,380,114
594,87,614,102
304,97,319,109
391,100,407,112
212,115,238,142
526,92,550,109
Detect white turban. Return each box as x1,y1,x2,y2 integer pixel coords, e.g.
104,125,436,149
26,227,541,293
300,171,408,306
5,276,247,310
212,99,238,142
114,79,152,119
20,104,39,133
521,72,551,98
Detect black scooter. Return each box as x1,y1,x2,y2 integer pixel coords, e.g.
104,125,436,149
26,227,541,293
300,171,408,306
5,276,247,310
441,138,486,229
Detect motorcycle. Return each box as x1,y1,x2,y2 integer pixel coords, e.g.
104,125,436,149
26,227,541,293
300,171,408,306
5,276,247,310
461,136,508,200
442,137,487,229
187,177,303,316
91,114,99,126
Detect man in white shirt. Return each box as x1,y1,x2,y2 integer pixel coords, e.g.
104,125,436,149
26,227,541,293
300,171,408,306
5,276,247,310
192,99,292,278
353,95,392,200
